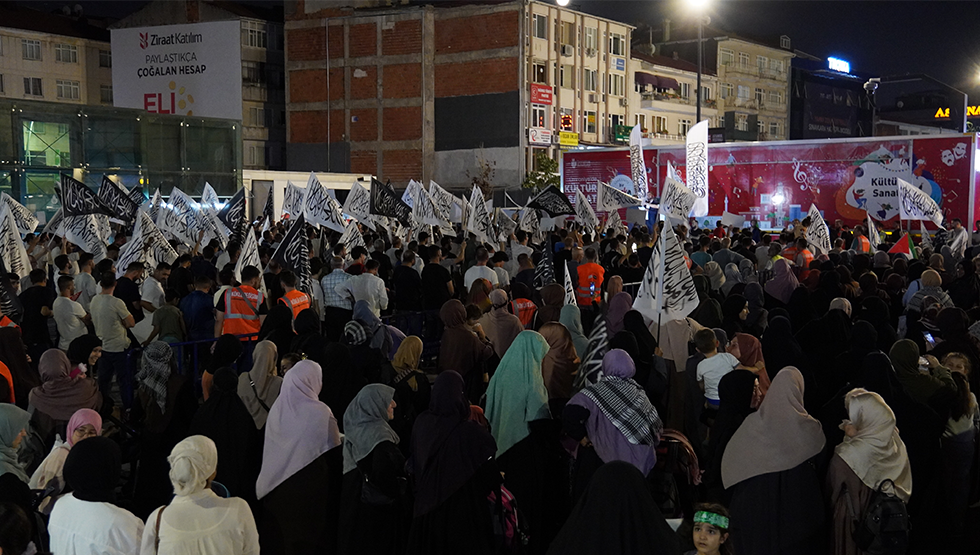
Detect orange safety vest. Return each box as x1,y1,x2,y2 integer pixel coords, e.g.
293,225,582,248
796,249,814,269
0,315,17,328
576,262,605,305
278,289,311,319
780,246,799,260
510,298,537,328
0,361,14,403
222,286,264,337
855,235,871,253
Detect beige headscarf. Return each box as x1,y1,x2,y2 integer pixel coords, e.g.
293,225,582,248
168,435,218,496
392,336,424,391
237,340,282,429
835,389,912,502
539,322,580,401
722,366,825,488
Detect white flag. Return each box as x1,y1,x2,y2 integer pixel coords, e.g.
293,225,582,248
402,180,423,209
919,221,932,249
467,187,493,244
868,212,882,250
898,178,943,227
342,182,375,231
234,223,261,284
282,181,307,220
62,215,107,262
605,209,623,236
155,201,196,246
142,189,161,221
117,211,178,278
1,194,39,235
632,225,699,322
575,189,598,232
497,210,517,242
339,219,365,253
303,173,346,233
686,120,709,217
598,180,644,212
429,181,460,223
169,188,214,246
519,206,540,233
563,261,577,305
629,125,649,200
0,205,32,278
804,204,832,255
200,183,229,249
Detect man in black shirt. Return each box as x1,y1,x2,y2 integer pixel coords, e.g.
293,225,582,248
168,254,194,298
392,250,423,311
114,262,145,323
421,246,453,310
19,268,56,364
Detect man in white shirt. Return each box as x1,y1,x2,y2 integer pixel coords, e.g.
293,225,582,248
505,230,534,277
948,218,969,260
336,259,388,317
53,275,89,350
91,274,136,409
463,247,499,290
74,253,98,313
140,263,171,315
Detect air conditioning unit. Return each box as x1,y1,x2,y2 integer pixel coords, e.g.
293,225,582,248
586,48,597,58
561,44,574,57
619,97,628,107
588,93,598,103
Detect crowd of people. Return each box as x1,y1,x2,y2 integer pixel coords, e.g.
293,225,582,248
0,207,978,555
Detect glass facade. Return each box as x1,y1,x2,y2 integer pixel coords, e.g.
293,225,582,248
0,99,241,221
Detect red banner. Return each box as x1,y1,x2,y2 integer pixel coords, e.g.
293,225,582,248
530,83,553,106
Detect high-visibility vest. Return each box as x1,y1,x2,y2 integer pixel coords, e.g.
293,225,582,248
780,246,798,260
510,298,537,327
0,361,14,403
278,289,311,319
576,263,604,305
854,235,871,253
796,249,814,269
222,286,264,337
0,315,17,328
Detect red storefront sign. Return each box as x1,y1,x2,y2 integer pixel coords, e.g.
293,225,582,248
530,83,553,105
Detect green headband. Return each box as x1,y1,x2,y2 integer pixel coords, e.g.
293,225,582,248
694,511,729,529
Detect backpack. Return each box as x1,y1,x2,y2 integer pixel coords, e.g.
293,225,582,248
488,484,529,554
845,479,910,555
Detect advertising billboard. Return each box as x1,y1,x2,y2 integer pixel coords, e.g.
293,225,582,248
111,21,243,120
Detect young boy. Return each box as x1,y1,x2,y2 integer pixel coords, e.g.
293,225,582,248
695,329,760,408
142,289,186,346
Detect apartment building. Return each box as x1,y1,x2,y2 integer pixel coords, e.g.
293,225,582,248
0,5,113,107
628,51,719,146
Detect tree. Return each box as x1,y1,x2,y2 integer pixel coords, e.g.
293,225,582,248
466,150,497,199
522,152,560,191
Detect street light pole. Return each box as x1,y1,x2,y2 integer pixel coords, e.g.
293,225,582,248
696,17,702,123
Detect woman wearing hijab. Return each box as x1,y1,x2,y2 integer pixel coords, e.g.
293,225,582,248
604,292,632,336
142,436,259,554
407,371,499,555
946,259,980,310
48,437,144,554
564,349,663,500
742,282,768,337
621,311,669,411
545,461,680,555
539,322,580,414
202,334,245,401
796,304,853,406
257,360,342,555
536,283,565,328
761,316,806,383
390,336,431,457
468,278,493,313
132,341,197,519
438,300,494,404
691,275,724,329
258,303,295,361
66,334,102,379
704,261,726,298
0,327,39,410
28,349,101,443
486,330,569,554
338,384,409,555
720,295,748,340
190,367,262,504
480,289,524,359
721,263,743,298
721,367,826,555
764,258,799,307
560,305,590,360
0,404,30,482
353,300,394,357
291,308,324,359
927,307,980,394
889,340,957,414
237,340,282,430
703,370,757,504
857,296,898,353
826,389,912,555
29,408,101,513
341,319,394,389
787,286,818,334
318,341,367,435
739,258,758,283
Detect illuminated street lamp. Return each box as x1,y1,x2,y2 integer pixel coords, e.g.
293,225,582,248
556,0,570,6
688,0,710,124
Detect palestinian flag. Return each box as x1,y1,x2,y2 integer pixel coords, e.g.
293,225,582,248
887,232,917,259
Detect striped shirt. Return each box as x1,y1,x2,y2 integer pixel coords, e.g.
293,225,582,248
321,270,352,310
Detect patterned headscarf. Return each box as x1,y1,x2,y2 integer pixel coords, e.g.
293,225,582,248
138,341,173,411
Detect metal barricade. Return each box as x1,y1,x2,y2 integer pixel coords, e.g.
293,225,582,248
125,334,259,397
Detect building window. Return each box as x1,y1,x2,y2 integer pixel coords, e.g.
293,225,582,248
584,69,597,92
100,84,113,104
757,120,765,135
755,88,765,105
701,86,711,101
719,115,724,128
757,55,768,71
738,52,750,68
678,82,691,99
99,49,112,68
561,22,575,47
769,121,781,137
609,33,626,56
735,113,748,131
610,113,624,132
721,83,733,99
678,119,693,135
584,110,596,134
242,61,265,84
22,39,41,61
635,114,646,129
23,77,42,96
653,115,667,133
55,44,77,63
26,150,46,166
560,107,574,131
560,64,574,89
770,59,785,74
56,80,79,100
719,48,734,66
242,20,268,49
584,27,598,52
737,85,750,100
532,14,548,40
532,62,547,84
531,105,547,128
780,35,791,49
768,90,783,105
0,75,4,95
245,144,266,167
609,74,625,96
248,107,268,127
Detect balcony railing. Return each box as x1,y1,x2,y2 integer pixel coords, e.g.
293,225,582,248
640,92,718,109
720,62,787,82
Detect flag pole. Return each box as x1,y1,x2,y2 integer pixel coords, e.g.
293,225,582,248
655,212,666,343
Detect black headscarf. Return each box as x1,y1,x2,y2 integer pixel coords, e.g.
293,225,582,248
761,316,805,383
704,369,757,501
691,275,723,329
742,282,768,336
67,335,102,367
721,294,748,339
210,334,244,374
546,460,680,555
316,342,366,433
290,308,322,357
947,259,980,310
786,286,817,333
258,303,295,359
410,371,497,516
63,436,121,504
857,296,898,353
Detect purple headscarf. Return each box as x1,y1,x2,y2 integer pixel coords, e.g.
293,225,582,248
605,292,633,336
764,258,799,305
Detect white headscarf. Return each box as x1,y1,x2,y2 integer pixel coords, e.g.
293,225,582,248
835,389,912,502
168,435,218,496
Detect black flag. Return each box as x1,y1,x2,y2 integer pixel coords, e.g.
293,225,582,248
533,241,556,288
59,174,113,217
270,213,313,295
262,187,274,221
369,178,412,225
528,185,575,217
98,176,139,223
0,256,23,324
128,186,145,205
217,188,247,245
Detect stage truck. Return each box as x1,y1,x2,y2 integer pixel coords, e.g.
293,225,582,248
561,133,980,231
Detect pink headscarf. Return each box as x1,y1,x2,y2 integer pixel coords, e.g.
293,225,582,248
764,258,799,305
66,408,102,446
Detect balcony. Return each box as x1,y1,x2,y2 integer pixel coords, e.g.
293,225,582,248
720,63,787,82
759,101,787,113
639,93,717,111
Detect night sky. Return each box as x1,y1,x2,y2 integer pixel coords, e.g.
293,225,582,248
18,0,980,102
